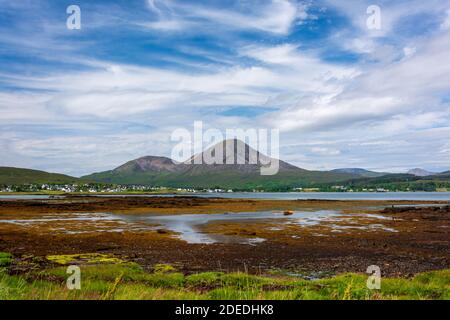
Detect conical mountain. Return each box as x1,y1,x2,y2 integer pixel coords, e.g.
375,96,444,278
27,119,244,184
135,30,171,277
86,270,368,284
83,139,355,188
185,139,300,175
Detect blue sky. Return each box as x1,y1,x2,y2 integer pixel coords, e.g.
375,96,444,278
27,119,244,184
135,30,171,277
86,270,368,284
0,0,450,176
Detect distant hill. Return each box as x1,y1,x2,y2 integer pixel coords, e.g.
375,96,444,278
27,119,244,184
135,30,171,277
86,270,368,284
5,143,448,190
83,139,357,189
323,172,450,192
407,168,436,177
331,168,388,178
336,173,418,186
0,167,80,185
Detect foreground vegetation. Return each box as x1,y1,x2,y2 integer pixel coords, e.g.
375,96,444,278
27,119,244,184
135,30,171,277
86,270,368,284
0,252,449,300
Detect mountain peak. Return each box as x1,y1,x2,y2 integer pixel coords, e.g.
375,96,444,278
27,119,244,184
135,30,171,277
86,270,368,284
110,139,299,177
407,168,436,177
187,139,298,171
114,156,186,173
83,139,361,187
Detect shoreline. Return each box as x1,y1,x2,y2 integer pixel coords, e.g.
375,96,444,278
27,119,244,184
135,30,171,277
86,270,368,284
2,190,450,196
0,196,449,278
1,195,450,215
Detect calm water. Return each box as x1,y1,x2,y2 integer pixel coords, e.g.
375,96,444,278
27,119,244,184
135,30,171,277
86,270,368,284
1,192,450,201
0,208,404,244
0,195,63,200
118,210,341,244
187,192,450,201
118,210,398,244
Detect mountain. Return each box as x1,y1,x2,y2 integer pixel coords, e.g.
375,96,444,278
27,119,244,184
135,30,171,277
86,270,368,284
331,168,388,178
83,139,357,189
407,168,436,177
115,156,188,173
0,167,81,185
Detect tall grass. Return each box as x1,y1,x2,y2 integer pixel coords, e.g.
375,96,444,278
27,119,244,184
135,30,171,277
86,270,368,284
0,253,449,300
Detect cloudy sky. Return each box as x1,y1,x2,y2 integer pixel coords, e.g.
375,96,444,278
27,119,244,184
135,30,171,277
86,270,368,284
0,0,450,176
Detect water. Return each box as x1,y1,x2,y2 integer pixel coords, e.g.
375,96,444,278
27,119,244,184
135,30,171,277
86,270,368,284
1,191,450,201
183,192,450,201
0,195,62,200
92,191,450,200
0,208,399,244
118,210,374,244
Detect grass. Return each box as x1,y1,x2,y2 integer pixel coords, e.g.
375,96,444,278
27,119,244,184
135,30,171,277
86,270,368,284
0,167,81,185
0,252,449,300
0,252,12,267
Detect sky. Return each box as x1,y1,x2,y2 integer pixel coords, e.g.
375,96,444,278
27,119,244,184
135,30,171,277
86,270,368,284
0,0,450,176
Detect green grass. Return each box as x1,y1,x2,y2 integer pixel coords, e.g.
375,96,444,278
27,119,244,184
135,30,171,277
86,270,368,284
0,252,12,267
0,252,449,300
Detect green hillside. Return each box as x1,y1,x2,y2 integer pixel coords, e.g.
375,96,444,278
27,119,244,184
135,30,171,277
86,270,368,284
319,173,450,191
0,167,81,185
82,140,359,190
83,167,355,190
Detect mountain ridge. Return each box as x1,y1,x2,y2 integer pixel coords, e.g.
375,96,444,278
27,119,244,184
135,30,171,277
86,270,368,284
407,168,436,177
330,168,388,178
82,139,356,188
2,140,450,190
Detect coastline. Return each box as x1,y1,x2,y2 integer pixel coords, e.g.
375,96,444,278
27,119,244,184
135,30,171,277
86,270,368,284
0,196,449,277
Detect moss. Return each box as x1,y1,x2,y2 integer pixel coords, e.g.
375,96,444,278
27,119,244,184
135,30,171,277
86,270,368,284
45,253,125,265
153,263,177,274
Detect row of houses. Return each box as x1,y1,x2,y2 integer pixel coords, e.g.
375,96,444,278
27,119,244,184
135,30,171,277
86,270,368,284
0,184,234,193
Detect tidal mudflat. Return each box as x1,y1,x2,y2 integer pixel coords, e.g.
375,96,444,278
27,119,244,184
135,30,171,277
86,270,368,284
0,196,449,300
0,196,449,277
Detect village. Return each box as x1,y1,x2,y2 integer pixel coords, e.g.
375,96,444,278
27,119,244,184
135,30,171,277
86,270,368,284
0,183,234,194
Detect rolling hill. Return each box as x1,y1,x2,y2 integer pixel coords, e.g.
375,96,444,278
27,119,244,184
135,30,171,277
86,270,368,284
330,168,388,178
0,167,81,185
407,168,436,177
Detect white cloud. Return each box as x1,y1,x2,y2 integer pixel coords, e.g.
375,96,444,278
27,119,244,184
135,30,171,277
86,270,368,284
140,19,190,31
1,1,450,174
324,0,450,37
2,29,450,173
310,147,341,156
402,46,416,59
441,8,450,30
145,0,309,35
